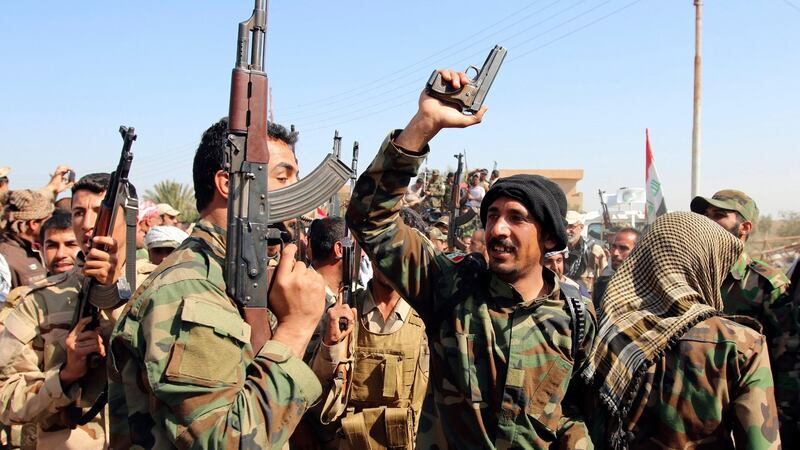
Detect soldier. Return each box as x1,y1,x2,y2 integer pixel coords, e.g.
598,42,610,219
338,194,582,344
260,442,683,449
108,119,326,449
592,227,639,308
583,212,780,449
306,217,348,362
423,169,445,210
311,211,430,450
0,173,134,449
564,210,607,295
691,189,796,444
427,227,449,253
134,201,161,261
544,248,589,298
143,225,188,266
0,190,54,288
346,69,596,449
156,203,181,226
478,168,490,191
39,210,82,275
441,171,455,208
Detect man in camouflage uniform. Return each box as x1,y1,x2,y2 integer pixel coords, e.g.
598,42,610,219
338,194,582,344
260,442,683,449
441,172,454,209
109,118,326,449
584,212,780,449
346,69,596,449
0,173,135,449
423,169,445,211
564,210,607,295
691,189,796,444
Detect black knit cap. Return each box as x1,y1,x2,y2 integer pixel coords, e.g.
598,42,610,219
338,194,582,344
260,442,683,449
479,174,568,251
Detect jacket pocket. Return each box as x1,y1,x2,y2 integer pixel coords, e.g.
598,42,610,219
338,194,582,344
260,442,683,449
164,296,251,387
523,357,571,436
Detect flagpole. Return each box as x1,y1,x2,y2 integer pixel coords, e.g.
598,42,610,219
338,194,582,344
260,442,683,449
691,0,703,198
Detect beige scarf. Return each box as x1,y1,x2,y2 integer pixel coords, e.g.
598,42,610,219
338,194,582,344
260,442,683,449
582,212,743,422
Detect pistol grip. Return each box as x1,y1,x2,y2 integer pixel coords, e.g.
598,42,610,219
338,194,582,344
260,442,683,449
425,70,479,113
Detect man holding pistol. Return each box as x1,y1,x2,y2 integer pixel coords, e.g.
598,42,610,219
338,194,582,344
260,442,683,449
346,69,596,449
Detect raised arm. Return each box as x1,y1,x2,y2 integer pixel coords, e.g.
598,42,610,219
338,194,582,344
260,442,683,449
345,70,486,319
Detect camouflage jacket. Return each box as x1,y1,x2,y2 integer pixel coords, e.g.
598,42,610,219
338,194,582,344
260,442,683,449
595,315,780,450
346,132,597,450
0,269,122,449
426,180,446,209
108,220,322,449
721,252,796,442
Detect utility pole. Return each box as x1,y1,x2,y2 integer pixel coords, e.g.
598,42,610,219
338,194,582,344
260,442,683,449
691,0,702,198
269,86,274,123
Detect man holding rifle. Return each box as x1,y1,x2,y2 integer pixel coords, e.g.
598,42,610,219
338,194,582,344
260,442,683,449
346,67,596,449
108,120,327,449
0,173,134,449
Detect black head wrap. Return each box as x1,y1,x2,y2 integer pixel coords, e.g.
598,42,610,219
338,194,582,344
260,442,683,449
479,174,568,251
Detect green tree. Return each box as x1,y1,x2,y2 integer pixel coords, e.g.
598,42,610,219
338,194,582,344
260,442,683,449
144,180,198,223
777,211,800,237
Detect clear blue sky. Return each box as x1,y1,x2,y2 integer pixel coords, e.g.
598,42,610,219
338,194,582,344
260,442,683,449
1,0,798,216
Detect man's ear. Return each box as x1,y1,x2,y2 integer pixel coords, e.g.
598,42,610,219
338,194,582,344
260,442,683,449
333,240,344,259
214,170,229,200
740,220,753,241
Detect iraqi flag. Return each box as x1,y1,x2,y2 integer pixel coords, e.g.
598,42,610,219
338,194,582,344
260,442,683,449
645,129,667,224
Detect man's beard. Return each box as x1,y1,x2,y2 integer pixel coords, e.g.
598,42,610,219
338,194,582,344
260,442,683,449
724,221,742,239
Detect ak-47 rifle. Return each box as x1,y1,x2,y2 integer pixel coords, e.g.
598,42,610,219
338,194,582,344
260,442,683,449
339,141,360,331
447,153,465,250
225,0,352,353
598,189,614,243
67,125,138,425
328,130,343,217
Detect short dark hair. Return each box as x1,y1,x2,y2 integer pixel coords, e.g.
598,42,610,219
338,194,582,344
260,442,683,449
616,227,641,242
39,210,73,243
193,117,299,212
399,207,427,234
308,217,345,263
0,177,8,186
72,173,110,196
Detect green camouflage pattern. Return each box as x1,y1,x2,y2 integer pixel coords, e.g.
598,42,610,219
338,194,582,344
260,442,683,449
108,220,322,449
0,270,111,448
690,189,759,221
346,131,597,450
426,180,446,210
592,316,780,449
722,251,797,444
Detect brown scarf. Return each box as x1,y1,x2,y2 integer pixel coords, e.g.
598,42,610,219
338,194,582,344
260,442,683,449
581,212,743,427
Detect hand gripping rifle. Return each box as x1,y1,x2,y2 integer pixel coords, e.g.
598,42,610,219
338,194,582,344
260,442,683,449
225,0,351,353
67,125,138,425
447,153,464,250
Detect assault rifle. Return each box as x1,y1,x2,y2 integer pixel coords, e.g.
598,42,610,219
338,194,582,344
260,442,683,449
67,125,138,425
447,153,464,250
339,141,360,331
599,189,613,242
225,0,351,353
426,45,507,114
328,130,343,217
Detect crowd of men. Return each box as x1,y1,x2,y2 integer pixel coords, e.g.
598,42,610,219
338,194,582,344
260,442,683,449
0,68,797,450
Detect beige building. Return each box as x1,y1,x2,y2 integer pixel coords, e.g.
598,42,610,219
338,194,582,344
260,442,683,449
497,169,584,211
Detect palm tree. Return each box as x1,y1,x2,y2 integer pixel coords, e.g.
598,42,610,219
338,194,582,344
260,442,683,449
144,180,198,222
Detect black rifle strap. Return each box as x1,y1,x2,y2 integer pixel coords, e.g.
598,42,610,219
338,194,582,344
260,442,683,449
560,282,587,372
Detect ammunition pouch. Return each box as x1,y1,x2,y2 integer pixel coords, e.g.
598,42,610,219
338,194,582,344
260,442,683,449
340,406,413,450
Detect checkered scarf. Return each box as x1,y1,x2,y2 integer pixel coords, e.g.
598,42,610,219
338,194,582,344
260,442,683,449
582,212,743,421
